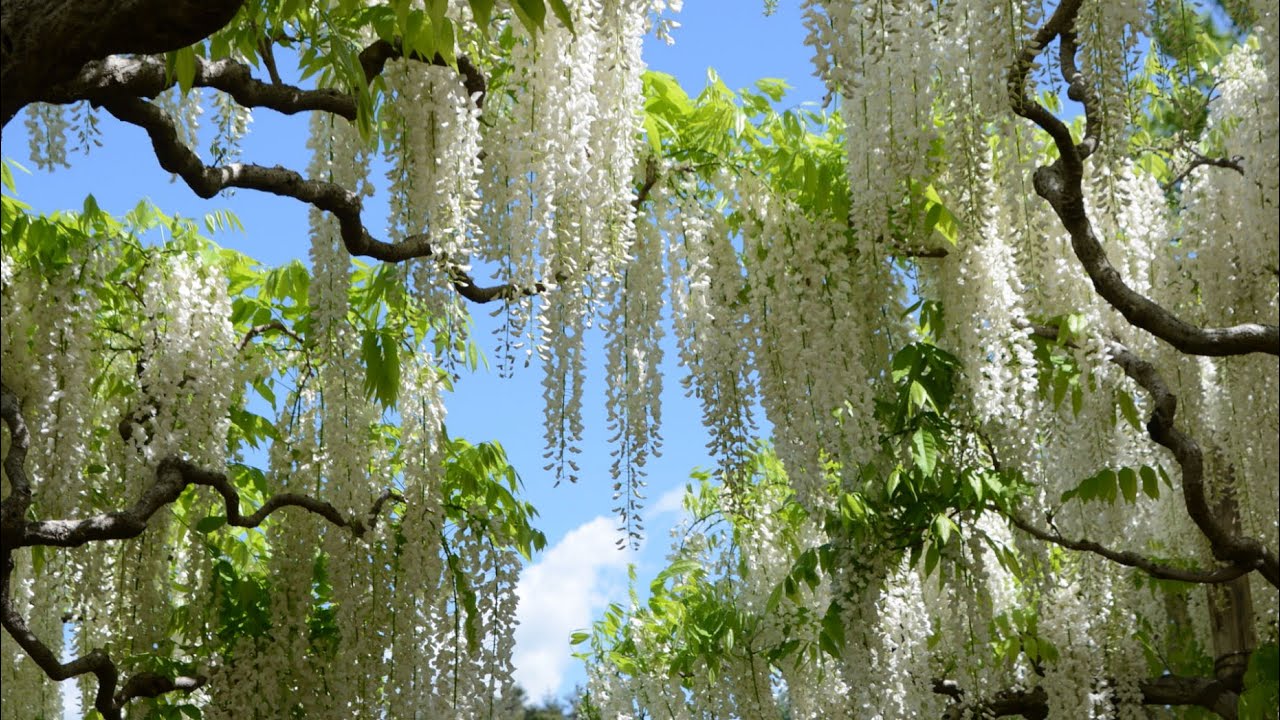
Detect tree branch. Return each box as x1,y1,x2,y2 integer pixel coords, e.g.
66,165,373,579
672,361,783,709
94,95,537,303
42,53,358,117
1162,152,1246,192
239,320,303,352
0,383,33,550
895,245,950,258
1008,0,1278,357
3,387,226,718
356,39,487,107
0,574,206,720
937,675,1240,719
1005,512,1251,584
19,456,402,548
1107,343,1280,588
2,382,404,715
37,38,488,120
1024,324,1280,588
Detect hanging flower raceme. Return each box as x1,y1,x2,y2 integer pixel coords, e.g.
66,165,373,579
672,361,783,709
661,172,758,480
135,252,239,470
804,0,937,246
385,58,485,344
603,204,665,542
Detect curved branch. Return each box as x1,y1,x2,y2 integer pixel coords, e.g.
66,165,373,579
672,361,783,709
1008,0,1278,357
20,456,402,548
357,39,487,107
0,580,206,720
4,391,215,718
38,40,487,119
42,53,358,117
96,95,535,302
895,245,950,258
1107,344,1280,588
1162,152,1246,192
2,382,404,715
0,383,33,549
1022,325,1279,587
239,320,303,352
1006,0,1081,173
1005,512,1251,584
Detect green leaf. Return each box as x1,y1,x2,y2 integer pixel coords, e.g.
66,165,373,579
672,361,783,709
967,471,985,504
1140,465,1160,499
1117,389,1142,431
171,46,199,94
924,541,941,578
546,0,574,31
1097,469,1118,503
1064,313,1088,341
196,516,227,534
1052,371,1070,409
909,380,930,410
1239,643,1279,720
932,513,953,546
569,631,589,645
754,78,789,102
911,426,938,475
1119,467,1138,503
468,0,495,31
513,0,547,31
818,603,845,658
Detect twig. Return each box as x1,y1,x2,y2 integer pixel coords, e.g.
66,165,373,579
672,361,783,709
239,320,303,351
1162,152,1245,192
1005,511,1250,584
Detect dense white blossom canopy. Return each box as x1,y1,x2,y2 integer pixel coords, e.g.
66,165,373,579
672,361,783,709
1,0,1277,718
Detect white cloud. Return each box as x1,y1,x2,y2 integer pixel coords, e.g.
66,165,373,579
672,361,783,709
513,517,632,700
651,485,688,517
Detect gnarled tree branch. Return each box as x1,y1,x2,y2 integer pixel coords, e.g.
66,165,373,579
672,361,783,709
0,383,33,550
1162,152,1246,192
36,39,487,119
1022,325,1280,589
1107,342,1280,587
1008,0,1278,357
0,573,207,720
41,53,359,118
94,94,538,303
19,455,402,548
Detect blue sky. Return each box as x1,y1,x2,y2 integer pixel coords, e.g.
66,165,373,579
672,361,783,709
2,0,826,707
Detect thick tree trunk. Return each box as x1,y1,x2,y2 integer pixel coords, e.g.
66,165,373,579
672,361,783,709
1207,475,1257,689
0,0,243,126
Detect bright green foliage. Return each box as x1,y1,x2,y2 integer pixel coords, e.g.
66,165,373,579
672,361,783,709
640,69,851,224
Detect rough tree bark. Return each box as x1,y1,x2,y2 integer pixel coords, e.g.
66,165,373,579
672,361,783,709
1,0,243,125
